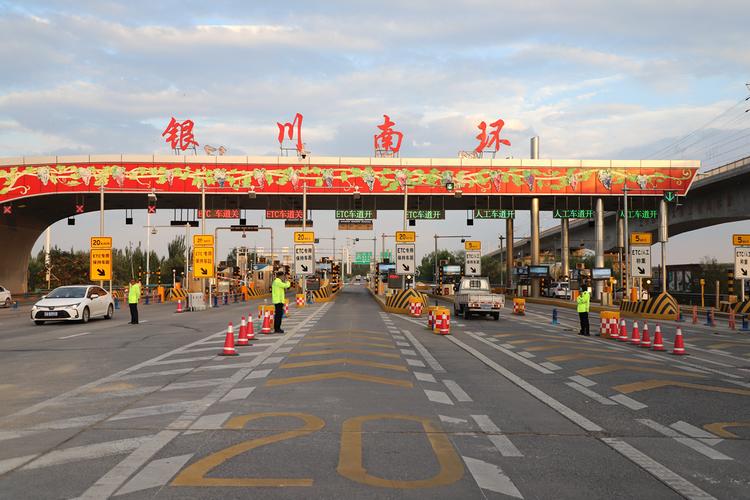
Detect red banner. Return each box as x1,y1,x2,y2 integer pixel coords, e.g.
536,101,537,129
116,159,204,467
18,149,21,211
0,159,699,204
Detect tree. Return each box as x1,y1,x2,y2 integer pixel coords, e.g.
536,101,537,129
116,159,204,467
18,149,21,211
161,235,186,283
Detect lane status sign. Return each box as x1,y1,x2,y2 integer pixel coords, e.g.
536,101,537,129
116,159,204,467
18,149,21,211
395,231,416,243
193,247,215,277
735,248,750,279
465,250,481,276
90,235,112,281
295,244,315,275
193,234,215,247
294,231,315,244
630,232,653,245
733,234,750,246
464,241,481,251
630,247,652,278
395,244,416,275
90,249,112,281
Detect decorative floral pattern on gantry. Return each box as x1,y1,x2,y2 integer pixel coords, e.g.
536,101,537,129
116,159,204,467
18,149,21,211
0,162,698,202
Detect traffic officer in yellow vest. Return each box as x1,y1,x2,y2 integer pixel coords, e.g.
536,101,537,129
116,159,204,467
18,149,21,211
272,271,291,333
128,279,142,325
577,286,591,336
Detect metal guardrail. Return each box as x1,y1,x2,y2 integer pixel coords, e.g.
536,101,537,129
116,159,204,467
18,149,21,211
694,155,750,182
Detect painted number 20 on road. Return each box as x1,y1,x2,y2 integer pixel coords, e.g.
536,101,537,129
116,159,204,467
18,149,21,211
171,412,463,489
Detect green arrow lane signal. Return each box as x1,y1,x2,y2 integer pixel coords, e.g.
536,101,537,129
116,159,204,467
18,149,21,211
664,191,677,202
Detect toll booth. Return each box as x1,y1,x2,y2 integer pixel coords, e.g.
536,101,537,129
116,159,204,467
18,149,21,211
251,263,272,293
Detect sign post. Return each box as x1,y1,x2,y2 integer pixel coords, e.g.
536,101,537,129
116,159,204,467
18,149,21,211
395,244,416,276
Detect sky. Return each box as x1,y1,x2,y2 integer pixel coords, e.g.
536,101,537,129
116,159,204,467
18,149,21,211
1,0,749,265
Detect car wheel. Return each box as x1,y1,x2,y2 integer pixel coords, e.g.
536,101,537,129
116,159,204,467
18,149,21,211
81,307,90,324
34,320,45,325
104,304,114,319
4,298,10,307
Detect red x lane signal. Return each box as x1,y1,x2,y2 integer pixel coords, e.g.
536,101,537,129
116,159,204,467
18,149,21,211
75,204,85,214
147,204,156,214
2,205,11,215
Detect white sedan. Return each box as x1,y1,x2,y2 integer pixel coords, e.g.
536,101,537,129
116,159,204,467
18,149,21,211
31,285,114,325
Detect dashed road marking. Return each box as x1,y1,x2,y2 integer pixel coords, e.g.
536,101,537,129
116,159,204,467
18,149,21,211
245,369,272,380
637,419,732,461
568,375,596,387
462,456,523,498
609,394,648,410
281,358,408,372
219,386,255,402
424,389,454,405
115,453,194,497
413,372,437,383
443,380,473,402
471,415,522,457
58,331,91,339
265,371,413,388
565,382,617,405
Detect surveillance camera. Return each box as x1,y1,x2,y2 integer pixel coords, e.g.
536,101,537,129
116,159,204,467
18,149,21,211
248,190,256,199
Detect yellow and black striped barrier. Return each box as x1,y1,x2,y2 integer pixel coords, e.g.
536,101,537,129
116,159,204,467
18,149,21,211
246,287,271,299
312,284,340,303
384,288,428,314
167,287,188,302
619,292,678,321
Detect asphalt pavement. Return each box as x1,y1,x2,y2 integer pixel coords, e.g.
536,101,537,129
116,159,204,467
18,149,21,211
0,285,748,499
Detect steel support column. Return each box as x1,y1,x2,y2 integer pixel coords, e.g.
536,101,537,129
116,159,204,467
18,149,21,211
561,217,569,283
530,197,540,297
594,197,604,300
659,199,668,295
505,218,514,291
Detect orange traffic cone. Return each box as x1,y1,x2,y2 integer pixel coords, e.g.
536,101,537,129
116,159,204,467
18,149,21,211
246,315,256,340
620,321,633,342
437,312,451,335
672,327,686,355
617,319,626,341
176,300,183,313
237,316,250,346
631,322,644,345
639,323,652,348
651,325,665,351
261,310,272,334
219,322,239,356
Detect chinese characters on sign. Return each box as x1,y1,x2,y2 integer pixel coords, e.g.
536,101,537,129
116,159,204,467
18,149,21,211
266,209,305,220
553,209,594,219
192,247,215,277
474,209,516,219
618,210,658,219
89,249,112,281
162,117,199,151
374,115,403,155
277,113,304,153
395,244,416,275
197,209,241,219
630,247,652,278
335,209,376,220
465,250,481,277
474,118,511,154
294,244,315,276
406,209,444,220
734,248,750,278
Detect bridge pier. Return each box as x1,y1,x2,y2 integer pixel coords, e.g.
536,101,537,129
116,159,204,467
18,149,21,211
0,220,47,294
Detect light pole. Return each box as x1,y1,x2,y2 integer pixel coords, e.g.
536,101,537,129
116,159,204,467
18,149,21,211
144,223,191,289
433,234,471,285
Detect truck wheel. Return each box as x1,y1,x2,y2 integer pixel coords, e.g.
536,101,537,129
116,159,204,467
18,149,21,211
464,308,471,320
454,305,460,316
493,313,499,320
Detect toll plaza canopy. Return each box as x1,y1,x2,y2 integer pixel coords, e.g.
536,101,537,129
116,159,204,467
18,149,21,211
0,155,699,207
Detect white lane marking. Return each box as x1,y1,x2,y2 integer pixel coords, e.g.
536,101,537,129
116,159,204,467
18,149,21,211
443,380,473,402
396,326,446,373
399,348,417,356
117,368,193,381
58,331,91,340
473,332,486,337
439,415,468,424
115,453,194,497
465,332,553,375
610,394,648,410
565,382,618,406
245,369,272,379
262,356,285,365
193,361,260,372
413,372,437,383
568,375,597,387
219,386,255,403
471,415,523,457
670,421,721,442
601,438,717,500
406,358,426,368
637,419,733,461
539,361,562,371
22,435,155,470
501,343,516,349
160,378,225,392
275,347,294,353
188,412,232,431
146,356,215,366
462,456,523,499
446,336,602,432
424,389,454,405
395,341,410,347
178,346,224,354
517,351,535,359
64,386,162,405
109,401,201,422
0,454,39,475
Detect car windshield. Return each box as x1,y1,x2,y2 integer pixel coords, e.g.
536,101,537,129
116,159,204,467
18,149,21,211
47,287,87,299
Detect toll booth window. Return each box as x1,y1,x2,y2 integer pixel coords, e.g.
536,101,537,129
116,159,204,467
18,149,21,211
469,280,482,288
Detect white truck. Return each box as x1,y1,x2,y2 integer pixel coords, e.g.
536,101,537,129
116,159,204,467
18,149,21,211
454,277,505,320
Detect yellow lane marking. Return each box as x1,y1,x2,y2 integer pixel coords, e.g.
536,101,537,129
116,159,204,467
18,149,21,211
281,358,408,372
266,371,413,388
303,341,395,349
703,421,750,438
172,412,324,487
547,353,659,364
576,364,706,378
338,414,464,488
289,349,400,359
614,379,750,397
525,344,613,353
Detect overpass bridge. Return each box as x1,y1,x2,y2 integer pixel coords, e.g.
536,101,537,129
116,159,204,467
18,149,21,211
486,155,750,262
0,155,698,294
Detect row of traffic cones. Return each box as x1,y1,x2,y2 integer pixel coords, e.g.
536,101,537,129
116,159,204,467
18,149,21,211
614,320,685,355
220,314,259,356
